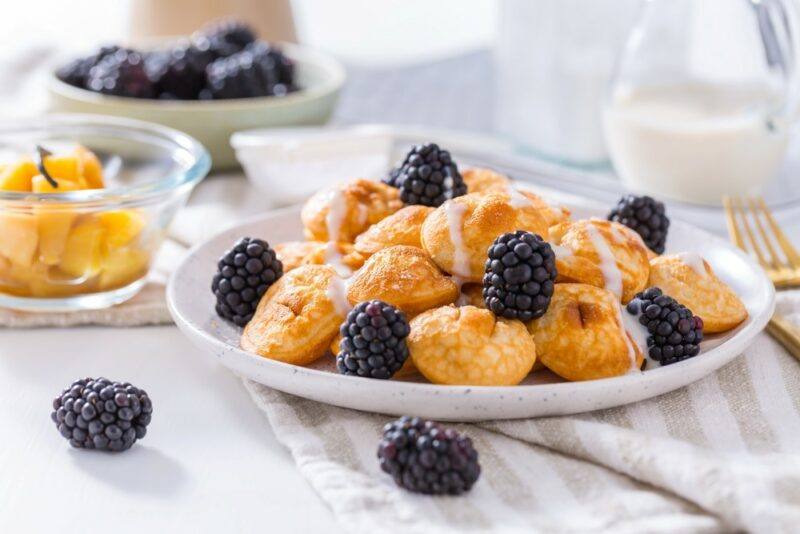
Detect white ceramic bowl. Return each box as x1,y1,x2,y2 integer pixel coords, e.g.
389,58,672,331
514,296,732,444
167,201,774,422
47,43,345,170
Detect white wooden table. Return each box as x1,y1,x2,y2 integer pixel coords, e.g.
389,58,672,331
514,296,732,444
0,326,341,533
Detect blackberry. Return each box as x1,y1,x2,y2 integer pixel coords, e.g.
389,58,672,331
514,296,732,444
205,42,296,99
483,231,557,321
608,194,670,254
196,19,257,58
56,45,121,88
382,167,401,188
86,49,156,98
146,40,215,99
212,237,283,326
51,377,152,452
626,287,704,366
378,416,481,495
337,300,410,379
392,143,467,207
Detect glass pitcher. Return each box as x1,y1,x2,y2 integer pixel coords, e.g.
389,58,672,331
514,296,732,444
604,0,800,205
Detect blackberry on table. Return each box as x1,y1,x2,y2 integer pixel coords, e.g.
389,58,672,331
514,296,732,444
378,416,481,495
196,19,257,58
146,40,215,99
212,237,283,327
391,143,467,207
483,231,557,321
51,377,152,452
337,300,410,379
86,49,156,98
608,194,670,254
205,42,296,99
56,45,121,88
626,287,704,366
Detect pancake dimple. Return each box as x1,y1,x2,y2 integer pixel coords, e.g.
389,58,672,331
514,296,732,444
346,245,459,315
550,219,649,303
409,305,537,386
353,205,434,257
241,265,344,365
527,283,643,381
275,241,365,273
420,192,550,282
648,254,748,333
301,179,402,243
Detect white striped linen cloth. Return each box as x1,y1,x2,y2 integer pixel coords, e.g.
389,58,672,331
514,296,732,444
5,175,800,533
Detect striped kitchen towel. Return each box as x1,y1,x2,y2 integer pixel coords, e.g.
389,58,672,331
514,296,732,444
243,290,800,534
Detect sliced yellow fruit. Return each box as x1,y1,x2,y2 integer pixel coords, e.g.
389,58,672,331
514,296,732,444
0,213,38,266
0,160,38,192
98,210,146,249
31,177,81,265
99,247,149,289
74,146,104,189
42,154,82,183
31,174,84,194
59,220,105,278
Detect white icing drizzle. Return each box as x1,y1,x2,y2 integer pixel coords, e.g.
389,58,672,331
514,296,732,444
586,224,623,298
506,185,533,208
445,201,471,278
325,188,347,242
323,242,353,278
326,275,351,317
550,244,573,258
615,303,642,373
676,252,707,278
449,275,471,306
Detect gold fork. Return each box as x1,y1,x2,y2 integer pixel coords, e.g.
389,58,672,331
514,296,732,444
723,196,800,359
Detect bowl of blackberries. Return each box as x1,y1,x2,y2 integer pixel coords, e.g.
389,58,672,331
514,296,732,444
49,19,345,170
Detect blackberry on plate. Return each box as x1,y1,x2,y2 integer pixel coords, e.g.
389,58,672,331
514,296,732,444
483,231,557,321
378,416,481,495
205,42,296,99
337,300,410,379
608,194,670,254
196,19,257,58
56,45,121,88
86,49,156,98
391,143,467,207
146,40,215,99
51,377,152,452
212,237,283,327
626,287,704,366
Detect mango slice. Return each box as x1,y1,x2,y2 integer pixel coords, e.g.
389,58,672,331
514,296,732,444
0,160,38,192
0,213,38,266
30,177,82,264
100,248,149,289
74,146,104,189
98,210,146,249
59,221,105,278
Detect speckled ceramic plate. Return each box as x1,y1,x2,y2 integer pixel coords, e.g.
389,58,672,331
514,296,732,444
167,201,774,421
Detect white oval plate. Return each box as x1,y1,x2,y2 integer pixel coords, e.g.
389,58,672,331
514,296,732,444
167,203,774,421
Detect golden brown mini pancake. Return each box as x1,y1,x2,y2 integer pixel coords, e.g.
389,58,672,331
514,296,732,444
462,167,511,194
409,305,537,386
648,254,748,333
275,241,365,273
420,192,550,282
301,179,402,243
346,245,458,315
353,205,434,257
241,265,344,365
550,219,649,303
527,283,643,381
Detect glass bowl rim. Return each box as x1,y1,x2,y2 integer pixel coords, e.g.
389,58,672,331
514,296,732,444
0,113,211,205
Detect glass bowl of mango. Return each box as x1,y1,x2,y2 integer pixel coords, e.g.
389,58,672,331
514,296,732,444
0,114,210,311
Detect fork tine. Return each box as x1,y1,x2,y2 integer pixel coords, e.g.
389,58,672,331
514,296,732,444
756,197,800,269
732,197,770,268
723,196,747,251
747,197,783,270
